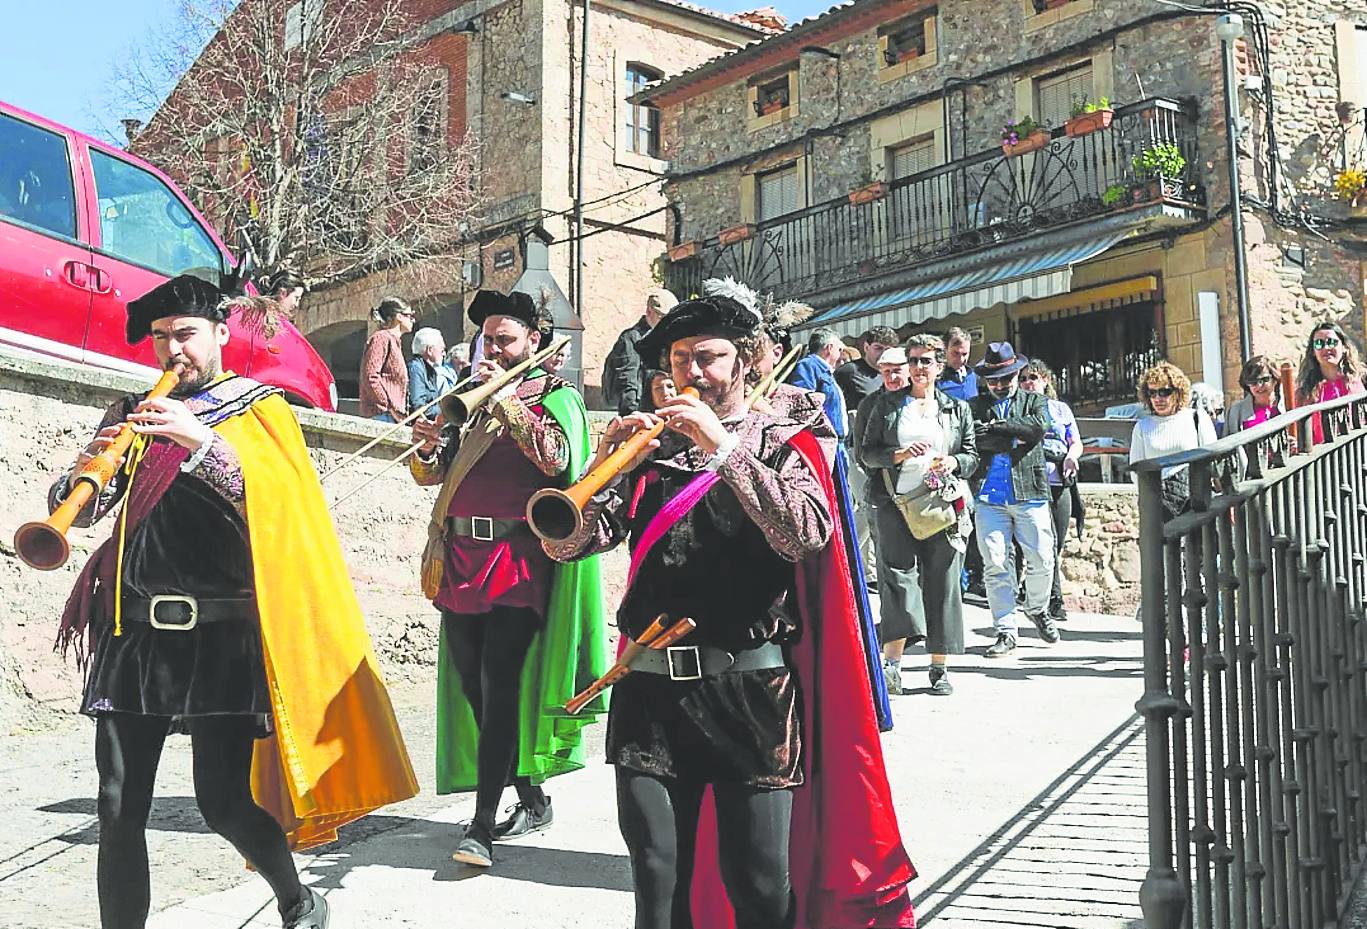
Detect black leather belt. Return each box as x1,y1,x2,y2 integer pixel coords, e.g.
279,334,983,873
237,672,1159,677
630,641,786,681
121,595,255,631
449,515,528,541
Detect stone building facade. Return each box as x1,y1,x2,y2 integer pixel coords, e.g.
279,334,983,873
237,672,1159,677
644,0,1367,413
284,0,771,407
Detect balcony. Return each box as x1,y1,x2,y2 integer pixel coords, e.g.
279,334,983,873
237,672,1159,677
664,97,1205,304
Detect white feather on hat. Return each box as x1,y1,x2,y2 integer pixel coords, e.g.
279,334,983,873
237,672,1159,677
701,276,762,325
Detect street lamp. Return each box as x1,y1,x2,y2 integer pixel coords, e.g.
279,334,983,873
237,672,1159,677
1216,13,1252,360
501,91,537,105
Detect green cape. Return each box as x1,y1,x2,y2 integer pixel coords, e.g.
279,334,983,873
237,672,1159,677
434,379,607,792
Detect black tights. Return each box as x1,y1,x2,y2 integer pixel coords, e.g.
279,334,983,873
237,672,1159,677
443,606,547,830
95,713,304,929
615,767,794,929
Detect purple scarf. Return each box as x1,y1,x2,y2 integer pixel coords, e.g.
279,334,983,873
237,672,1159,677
56,440,190,664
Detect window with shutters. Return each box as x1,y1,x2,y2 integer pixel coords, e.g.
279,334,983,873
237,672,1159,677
1035,63,1093,130
889,137,936,180
757,165,800,221
624,64,662,158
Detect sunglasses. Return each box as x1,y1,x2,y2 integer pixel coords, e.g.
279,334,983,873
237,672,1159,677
985,375,1015,386
1149,387,1177,398
906,356,937,367
1248,376,1275,386
1313,337,1340,350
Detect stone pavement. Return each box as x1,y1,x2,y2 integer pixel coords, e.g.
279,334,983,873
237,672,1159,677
126,606,1149,929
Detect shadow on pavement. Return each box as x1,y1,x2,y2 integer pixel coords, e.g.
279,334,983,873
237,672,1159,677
912,715,1148,927
38,796,211,842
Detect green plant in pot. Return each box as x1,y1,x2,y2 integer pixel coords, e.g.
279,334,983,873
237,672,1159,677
1101,183,1127,207
1130,143,1187,202
1066,94,1114,137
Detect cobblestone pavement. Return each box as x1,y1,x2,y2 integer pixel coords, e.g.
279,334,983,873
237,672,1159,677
3,606,1160,928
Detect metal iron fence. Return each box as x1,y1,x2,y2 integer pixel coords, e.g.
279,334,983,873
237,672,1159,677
665,97,1203,302
1135,392,1367,929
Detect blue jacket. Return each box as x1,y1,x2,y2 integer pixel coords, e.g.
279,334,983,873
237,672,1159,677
408,358,458,416
789,354,847,440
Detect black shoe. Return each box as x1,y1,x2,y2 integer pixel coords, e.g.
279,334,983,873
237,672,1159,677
492,797,553,840
985,633,1017,658
283,889,330,929
452,822,494,868
1028,611,1062,644
963,579,987,604
928,667,953,696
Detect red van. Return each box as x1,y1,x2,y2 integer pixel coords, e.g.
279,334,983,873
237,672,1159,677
0,101,337,410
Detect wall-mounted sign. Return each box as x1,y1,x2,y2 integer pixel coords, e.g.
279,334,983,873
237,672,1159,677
493,249,515,270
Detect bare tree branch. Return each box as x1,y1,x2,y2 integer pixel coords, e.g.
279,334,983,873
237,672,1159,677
101,0,481,292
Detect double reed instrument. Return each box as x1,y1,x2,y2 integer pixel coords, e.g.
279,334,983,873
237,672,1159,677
327,337,570,510
14,365,185,571
526,386,701,543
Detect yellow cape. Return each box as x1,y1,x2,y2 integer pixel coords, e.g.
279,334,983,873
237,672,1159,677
215,393,418,850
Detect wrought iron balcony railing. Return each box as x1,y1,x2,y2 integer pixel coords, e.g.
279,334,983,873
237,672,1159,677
665,97,1204,302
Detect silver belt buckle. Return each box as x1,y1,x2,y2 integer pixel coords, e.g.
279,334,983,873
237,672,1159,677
470,516,495,542
149,594,198,631
667,645,702,681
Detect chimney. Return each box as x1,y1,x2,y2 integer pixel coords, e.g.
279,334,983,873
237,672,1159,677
734,6,787,31
121,119,143,145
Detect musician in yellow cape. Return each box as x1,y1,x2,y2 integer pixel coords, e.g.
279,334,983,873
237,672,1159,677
51,274,417,929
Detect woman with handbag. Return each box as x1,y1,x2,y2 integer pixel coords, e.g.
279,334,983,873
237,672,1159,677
855,337,978,696
1128,362,1217,519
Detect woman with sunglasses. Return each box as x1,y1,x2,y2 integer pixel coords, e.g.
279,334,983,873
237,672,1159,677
1225,356,1283,435
1019,361,1081,624
1129,362,1217,518
359,297,415,422
857,336,978,696
1295,321,1364,443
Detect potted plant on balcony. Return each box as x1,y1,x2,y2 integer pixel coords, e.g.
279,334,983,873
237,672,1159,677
848,181,889,205
1130,143,1187,203
1333,168,1367,217
1101,183,1128,208
1001,116,1051,157
1066,95,1114,137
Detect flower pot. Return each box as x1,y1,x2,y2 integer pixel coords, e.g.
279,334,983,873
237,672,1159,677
1001,129,1051,158
1130,180,1161,204
718,223,753,246
760,101,784,116
848,182,889,205
667,241,699,262
1065,109,1114,137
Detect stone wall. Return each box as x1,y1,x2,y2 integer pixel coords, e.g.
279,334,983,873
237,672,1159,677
1063,485,1141,615
0,352,439,726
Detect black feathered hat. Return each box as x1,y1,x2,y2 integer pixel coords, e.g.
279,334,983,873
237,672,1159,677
637,277,763,364
124,274,227,344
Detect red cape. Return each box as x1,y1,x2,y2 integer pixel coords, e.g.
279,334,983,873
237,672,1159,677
690,429,917,928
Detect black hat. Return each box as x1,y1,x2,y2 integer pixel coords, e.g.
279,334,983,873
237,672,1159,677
974,341,1029,379
125,274,227,344
638,291,763,364
467,290,539,330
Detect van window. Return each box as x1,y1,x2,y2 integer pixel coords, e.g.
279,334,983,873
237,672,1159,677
89,149,224,278
0,112,77,239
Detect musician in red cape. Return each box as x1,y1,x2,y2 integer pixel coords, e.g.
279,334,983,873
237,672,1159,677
546,284,916,929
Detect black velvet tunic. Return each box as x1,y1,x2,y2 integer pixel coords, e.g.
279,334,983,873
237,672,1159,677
62,386,271,720
607,460,804,788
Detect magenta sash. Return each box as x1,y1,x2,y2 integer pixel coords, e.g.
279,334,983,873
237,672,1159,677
625,469,720,589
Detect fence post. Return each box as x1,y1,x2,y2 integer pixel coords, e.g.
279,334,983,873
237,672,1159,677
1137,465,1189,928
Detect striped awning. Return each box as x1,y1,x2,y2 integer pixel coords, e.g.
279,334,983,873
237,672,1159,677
801,230,1134,338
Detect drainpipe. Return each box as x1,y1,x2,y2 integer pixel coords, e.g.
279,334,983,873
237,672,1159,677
573,0,591,315
1216,14,1252,361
